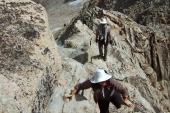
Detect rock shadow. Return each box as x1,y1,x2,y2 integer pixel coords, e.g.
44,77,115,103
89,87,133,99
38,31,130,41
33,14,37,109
73,53,88,64
64,0,76,4
91,55,103,62
75,94,87,101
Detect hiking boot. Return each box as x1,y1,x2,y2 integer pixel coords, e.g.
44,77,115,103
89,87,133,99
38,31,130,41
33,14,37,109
103,56,107,61
98,55,103,59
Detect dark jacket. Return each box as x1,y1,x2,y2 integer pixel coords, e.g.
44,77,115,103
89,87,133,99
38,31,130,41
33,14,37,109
96,24,112,43
74,78,129,103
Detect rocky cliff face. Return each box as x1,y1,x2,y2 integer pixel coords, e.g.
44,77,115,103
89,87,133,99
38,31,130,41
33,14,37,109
93,0,170,24
56,0,170,112
92,0,170,44
1,0,170,113
85,0,170,88
0,0,61,112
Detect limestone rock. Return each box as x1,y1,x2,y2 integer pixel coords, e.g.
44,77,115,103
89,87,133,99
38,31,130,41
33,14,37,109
47,58,96,113
1,0,170,113
56,2,170,112
0,0,61,112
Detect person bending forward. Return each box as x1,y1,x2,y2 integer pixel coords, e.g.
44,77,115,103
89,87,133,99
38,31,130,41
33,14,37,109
63,69,134,113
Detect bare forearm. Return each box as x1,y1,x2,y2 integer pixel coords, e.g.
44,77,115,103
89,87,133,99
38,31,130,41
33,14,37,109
63,89,77,100
70,89,77,95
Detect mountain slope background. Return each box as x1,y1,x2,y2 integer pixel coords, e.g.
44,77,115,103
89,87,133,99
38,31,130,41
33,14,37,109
40,0,170,112
0,0,169,113
41,0,89,30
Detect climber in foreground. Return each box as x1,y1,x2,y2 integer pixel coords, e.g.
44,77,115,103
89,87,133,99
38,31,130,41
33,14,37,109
95,18,113,61
63,69,134,113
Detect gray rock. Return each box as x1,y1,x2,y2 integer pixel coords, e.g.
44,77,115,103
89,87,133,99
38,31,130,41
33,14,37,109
1,0,169,113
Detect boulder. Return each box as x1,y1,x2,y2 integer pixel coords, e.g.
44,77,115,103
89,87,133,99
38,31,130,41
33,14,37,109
0,0,61,112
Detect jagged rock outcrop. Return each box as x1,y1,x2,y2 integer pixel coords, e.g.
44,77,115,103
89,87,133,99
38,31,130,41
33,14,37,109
92,0,170,25
0,0,61,112
92,0,170,49
55,1,170,112
1,0,169,113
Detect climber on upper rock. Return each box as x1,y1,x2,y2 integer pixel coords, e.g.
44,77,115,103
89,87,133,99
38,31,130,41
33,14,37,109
95,18,113,61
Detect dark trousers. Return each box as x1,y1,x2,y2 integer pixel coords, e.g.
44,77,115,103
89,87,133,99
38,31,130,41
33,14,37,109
98,91,124,113
98,40,108,57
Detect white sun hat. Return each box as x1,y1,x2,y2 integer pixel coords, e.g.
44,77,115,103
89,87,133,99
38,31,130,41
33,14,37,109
100,18,107,24
90,69,112,83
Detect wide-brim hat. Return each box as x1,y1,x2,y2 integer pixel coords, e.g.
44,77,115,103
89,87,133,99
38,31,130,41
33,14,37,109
100,18,107,24
90,69,112,83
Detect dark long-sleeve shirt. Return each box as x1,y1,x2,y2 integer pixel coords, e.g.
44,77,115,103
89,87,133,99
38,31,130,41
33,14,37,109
74,78,129,103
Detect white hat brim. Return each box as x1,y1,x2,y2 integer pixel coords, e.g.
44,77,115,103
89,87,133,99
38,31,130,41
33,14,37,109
100,22,107,24
90,73,112,83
